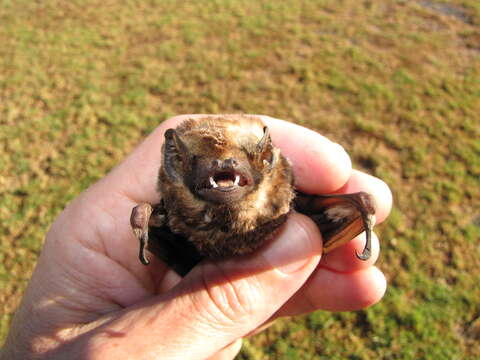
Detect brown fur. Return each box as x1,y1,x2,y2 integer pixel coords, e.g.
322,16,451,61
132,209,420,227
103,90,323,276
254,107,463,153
157,115,295,258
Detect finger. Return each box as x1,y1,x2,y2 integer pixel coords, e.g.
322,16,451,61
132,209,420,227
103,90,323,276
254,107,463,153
275,265,387,317
83,213,323,359
261,115,352,193
335,169,392,224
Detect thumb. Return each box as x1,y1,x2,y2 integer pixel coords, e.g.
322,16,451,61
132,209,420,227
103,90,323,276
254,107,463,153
80,213,322,360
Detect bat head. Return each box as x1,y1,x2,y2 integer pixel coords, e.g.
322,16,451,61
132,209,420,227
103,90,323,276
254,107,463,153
155,116,293,257
162,118,279,205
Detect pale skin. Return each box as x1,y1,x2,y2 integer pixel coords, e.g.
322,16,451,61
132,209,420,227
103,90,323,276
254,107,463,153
1,115,392,360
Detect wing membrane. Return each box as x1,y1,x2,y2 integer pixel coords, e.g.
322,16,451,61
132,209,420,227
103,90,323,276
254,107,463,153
294,192,376,259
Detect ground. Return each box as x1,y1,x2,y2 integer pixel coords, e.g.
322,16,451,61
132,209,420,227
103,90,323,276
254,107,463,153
1,0,479,358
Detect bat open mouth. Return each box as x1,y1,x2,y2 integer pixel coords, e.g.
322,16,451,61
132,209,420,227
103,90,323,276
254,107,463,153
207,170,249,191
197,169,252,203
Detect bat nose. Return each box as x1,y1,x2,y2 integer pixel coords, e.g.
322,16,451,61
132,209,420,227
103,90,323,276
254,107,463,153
222,158,238,169
211,158,238,170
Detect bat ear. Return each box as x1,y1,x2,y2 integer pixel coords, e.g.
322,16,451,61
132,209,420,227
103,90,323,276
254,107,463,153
163,129,189,182
256,126,277,170
256,126,271,152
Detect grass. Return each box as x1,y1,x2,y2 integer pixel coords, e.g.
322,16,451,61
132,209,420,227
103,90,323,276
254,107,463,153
1,0,479,358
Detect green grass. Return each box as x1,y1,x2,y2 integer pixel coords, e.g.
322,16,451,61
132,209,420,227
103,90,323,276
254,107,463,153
1,0,479,358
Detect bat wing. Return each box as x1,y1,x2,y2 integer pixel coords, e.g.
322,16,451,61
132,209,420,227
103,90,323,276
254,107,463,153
132,191,376,277
147,226,202,276
131,202,202,276
294,191,376,260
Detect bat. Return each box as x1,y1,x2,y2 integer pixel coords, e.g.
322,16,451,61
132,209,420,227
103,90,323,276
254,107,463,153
130,115,376,276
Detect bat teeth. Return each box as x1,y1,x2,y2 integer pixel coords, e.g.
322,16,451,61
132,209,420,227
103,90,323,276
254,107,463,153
205,171,249,190
209,176,219,188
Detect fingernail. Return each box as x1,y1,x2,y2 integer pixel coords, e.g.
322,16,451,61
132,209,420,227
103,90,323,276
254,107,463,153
262,218,316,274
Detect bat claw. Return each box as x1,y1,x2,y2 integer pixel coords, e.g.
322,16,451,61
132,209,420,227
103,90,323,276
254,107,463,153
138,232,151,266
355,248,371,261
139,250,150,265
356,214,373,261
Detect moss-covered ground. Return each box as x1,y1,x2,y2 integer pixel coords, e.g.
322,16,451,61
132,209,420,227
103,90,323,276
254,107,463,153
1,0,479,358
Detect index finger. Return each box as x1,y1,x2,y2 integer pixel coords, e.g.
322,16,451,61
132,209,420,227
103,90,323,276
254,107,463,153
261,115,352,193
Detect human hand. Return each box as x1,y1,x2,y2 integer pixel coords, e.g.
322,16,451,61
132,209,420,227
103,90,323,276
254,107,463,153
1,115,391,359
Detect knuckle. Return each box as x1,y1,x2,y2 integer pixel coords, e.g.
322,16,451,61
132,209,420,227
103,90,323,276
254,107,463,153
195,264,264,328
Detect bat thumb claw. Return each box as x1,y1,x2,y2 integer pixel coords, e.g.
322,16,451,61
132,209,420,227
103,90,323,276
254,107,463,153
139,248,150,265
